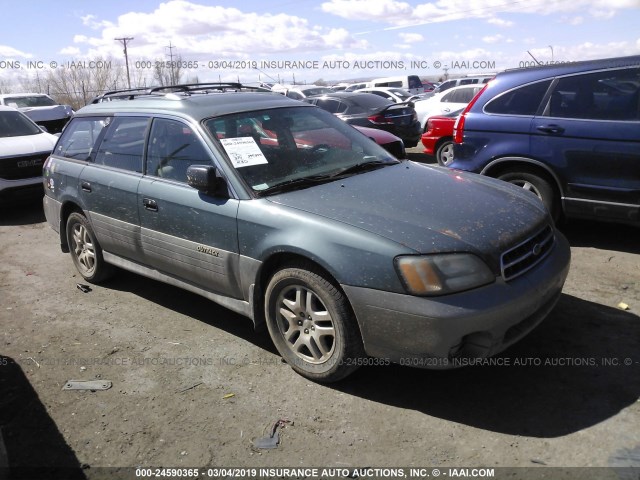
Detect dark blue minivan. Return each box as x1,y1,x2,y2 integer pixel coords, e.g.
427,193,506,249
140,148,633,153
451,55,640,225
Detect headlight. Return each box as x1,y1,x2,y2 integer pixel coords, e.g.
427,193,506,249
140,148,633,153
395,253,495,296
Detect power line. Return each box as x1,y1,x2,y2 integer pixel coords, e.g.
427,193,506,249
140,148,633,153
115,37,134,88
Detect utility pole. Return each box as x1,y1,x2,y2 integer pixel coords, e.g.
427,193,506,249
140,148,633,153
166,41,176,85
115,37,134,88
549,45,554,62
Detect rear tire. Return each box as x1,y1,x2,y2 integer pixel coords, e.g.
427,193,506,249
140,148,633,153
66,212,114,283
436,140,454,167
497,170,560,221
264,263,364,382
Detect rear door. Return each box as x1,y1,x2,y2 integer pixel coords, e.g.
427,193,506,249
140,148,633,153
137,117,242,297
531,66,640,223
78,116,149,260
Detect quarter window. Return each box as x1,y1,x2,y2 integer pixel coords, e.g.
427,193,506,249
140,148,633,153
546,67,640,120
54,117,109,161
485,80,552,116
94,117,149,172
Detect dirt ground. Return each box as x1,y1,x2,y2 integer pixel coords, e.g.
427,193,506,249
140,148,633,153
1,177,639,478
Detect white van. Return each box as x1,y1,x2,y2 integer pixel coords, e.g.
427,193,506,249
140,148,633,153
369,75,425,95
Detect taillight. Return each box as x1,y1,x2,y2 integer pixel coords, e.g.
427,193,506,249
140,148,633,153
368,114,394,125
426,119,433,132
453,83,489,144
453,115,465,144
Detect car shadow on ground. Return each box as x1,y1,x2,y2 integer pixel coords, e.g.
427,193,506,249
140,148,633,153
560,219,640,255
0,197,46,226
102,269,279,356
103,269,640,439
0,355,86,479
337,293,640,438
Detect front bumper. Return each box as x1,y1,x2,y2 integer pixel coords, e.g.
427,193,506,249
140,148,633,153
0,176,42,192
343,232,571,368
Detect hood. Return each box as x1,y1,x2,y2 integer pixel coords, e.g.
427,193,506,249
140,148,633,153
0,132,58,157
18,105,73,122
267,162,549,271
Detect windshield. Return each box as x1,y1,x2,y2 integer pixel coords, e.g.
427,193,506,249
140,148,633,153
204,106,398,195
388,89,412,100
0,110,42,137
3,95,58,108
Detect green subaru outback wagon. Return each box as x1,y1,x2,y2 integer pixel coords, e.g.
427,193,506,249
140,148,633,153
43,83,570,382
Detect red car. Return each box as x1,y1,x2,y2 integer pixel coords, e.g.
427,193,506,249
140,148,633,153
421,108,463,166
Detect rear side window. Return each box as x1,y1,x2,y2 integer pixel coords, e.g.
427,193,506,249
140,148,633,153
54,117,109,160
485,80,552,116
443,87,480,104
546,67,640,120
94,117,150,172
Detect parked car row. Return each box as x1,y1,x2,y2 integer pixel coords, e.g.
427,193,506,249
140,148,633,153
0,93,73,134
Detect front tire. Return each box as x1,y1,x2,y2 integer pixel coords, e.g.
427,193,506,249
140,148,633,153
497,170,560,221
264,264,364,382
66,212,114,283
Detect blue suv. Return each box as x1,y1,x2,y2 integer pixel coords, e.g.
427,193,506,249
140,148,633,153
451,55,640,225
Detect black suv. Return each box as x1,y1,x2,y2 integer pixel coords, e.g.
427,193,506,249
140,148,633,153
451,55,640,225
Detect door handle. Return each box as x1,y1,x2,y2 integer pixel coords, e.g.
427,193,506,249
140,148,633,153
536,124,565,134
143,198,158,212
81,181,91,193
443,108,450,113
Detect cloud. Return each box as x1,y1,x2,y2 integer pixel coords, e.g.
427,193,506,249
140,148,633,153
487,17,514,27
321,0,640,29
482,34,504,44
59,46,81,56
399,33,424,43
64,1,368,59
567,16,585,25
0,45,33,58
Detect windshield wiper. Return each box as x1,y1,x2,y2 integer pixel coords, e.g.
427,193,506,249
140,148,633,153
256,174,335,196
328,158,399,179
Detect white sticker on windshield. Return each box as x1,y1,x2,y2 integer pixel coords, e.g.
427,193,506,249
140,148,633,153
220,137,268,168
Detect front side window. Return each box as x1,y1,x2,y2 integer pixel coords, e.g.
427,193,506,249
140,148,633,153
408,76,423,89
94,117,149,172
204,106,397,195
546,67,640,120
54,116,109,160
485,80,552,116
146,118,211,182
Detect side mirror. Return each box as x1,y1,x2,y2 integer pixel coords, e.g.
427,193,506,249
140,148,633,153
39,125,49,133
186,165,229,198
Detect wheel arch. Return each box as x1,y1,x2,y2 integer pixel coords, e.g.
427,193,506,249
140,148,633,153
251,251,360,336
434,135,453,152
58,200,86,253
481,157,565,198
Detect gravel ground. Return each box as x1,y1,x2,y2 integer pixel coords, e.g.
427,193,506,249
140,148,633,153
0,165,639,479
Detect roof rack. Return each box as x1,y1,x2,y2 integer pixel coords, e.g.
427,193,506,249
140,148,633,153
90,82,272,104
148,82,272,95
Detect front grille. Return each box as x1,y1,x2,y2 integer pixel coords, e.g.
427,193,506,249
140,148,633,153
0,153,49,180
501,224,554,281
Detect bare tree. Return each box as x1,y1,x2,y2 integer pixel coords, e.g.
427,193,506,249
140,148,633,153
153,55,184,86
44,57,125,109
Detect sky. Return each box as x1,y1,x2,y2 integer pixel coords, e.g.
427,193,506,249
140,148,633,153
1,0,640,87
